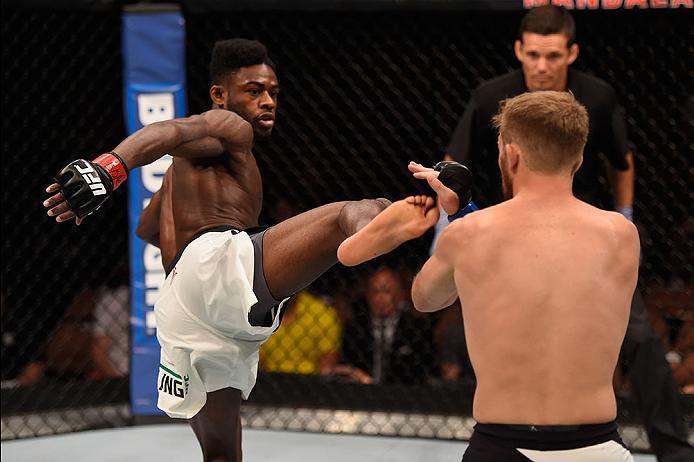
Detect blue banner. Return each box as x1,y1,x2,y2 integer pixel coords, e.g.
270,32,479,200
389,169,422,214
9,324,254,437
123,8,186,416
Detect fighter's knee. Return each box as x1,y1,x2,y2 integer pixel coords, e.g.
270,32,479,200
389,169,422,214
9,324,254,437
373,197,392,210
354,197,390,214
340,198,387,220
338,198,390,236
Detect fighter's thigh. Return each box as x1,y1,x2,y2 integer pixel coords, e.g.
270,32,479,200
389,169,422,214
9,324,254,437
262,199,388,299
189,388,242,462
261,202,349,299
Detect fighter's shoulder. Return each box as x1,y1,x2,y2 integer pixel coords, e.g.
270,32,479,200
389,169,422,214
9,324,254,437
440,206,495,243
606,210,639,244
585,205,639,247
598,210,641,273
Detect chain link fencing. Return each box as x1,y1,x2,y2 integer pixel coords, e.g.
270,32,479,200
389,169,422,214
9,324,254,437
2,2,692,453
1,4,130,440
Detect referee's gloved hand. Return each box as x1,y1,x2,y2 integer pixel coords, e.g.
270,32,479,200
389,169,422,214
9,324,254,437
43,152,128,225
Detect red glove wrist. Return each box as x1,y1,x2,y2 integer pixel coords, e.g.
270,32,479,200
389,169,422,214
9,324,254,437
93,151,128,189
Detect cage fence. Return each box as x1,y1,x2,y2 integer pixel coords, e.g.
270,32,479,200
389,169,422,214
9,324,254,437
1,3,692,453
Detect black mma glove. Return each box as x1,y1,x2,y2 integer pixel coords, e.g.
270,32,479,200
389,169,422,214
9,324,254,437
432,161,473,214
54,152,129,218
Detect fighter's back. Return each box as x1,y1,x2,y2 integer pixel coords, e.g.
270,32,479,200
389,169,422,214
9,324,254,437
451,196,640,425
158,151,263,270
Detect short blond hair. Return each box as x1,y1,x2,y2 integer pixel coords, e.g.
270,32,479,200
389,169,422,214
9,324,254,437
492,91,589,174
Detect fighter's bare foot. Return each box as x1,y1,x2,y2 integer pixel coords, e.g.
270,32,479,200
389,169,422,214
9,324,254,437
337,195,439,266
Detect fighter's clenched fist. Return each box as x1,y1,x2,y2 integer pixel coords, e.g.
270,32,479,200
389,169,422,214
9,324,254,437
44,152,128,224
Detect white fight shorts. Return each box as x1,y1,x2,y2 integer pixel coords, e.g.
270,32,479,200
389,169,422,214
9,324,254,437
154,226,288,419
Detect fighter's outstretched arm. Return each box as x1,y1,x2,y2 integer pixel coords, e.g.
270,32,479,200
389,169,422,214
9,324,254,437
411,222,462,312
44,110,253,224
112,109,253,169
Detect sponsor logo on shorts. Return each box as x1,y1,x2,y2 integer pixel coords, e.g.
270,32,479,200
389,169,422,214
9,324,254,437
158,363,189,399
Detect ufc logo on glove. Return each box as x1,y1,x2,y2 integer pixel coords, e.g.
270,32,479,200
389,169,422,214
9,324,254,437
74,161,107,196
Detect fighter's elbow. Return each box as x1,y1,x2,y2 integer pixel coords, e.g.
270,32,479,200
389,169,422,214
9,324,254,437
135,222,159,246
232,116,254,149
412,279,424,310
205,110,253,147
412,298,429,313
141,234,161,248
411,284,433,313
135,225,148,241
234,118,254,149
412,282,456,312
413,298,437,313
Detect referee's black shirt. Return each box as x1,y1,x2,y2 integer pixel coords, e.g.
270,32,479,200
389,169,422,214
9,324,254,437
447,68,631,208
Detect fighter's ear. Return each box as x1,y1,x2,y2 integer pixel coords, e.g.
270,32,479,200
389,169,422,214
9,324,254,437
568,43,579,65
571,154,584,174
209,85,226,108
514,40,524,63
506,143,521,173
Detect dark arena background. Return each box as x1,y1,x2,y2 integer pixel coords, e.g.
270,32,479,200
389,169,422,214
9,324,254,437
1,0,692,460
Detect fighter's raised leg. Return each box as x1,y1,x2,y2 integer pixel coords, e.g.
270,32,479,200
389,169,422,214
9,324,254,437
260,198,390,300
